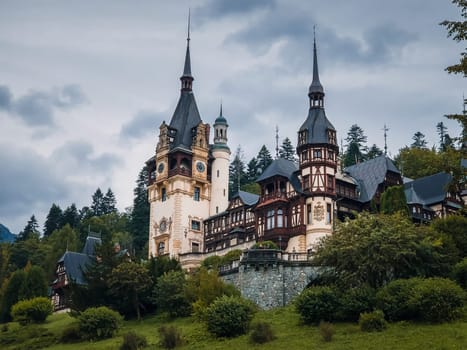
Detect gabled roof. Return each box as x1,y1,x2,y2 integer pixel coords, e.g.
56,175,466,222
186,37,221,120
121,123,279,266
233,190,259,206
344,155,400,203
257,158,298,182
299,108,335,144
58,251,93,285
404,172,452,206
169,92,202,150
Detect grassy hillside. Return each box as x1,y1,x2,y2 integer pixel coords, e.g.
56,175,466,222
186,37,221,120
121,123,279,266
1,306,466,350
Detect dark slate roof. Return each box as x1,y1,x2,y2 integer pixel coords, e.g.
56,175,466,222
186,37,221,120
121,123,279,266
299,108,335,144
257,158,299,182
309,39,324,94
182,41,192,78
58,252,93,285
82,236,101,256
169,92,202,149
404,172,452,205
344,155,400,203
214,104,228,126
236,190,259,206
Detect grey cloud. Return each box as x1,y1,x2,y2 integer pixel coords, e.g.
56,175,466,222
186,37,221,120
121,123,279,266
0,85,12,110
195,0,275,22
119,110,164,140
2,84,87,127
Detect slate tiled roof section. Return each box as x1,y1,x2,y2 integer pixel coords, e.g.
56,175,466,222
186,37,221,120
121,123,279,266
404,172,452,205
237,191,259,206
169,92,202,150
299,108,336,144
344,155,400,203
82,236,101,256
256,158,299,182
58,252,93,285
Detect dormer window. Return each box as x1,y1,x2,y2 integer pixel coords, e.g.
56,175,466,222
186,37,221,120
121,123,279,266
299,130,308,145
328,130,336,145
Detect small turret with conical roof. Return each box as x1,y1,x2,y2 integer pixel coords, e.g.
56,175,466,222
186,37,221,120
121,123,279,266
213,103,229,149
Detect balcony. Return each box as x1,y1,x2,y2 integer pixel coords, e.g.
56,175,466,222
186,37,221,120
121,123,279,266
168,167,192,178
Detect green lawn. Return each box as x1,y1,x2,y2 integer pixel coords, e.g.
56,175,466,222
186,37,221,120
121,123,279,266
1,307,466,350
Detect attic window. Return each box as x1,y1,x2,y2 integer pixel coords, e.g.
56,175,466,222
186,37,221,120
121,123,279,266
328,130,336,145
299,130,308,145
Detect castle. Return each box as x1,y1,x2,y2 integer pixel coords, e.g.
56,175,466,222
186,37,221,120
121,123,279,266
146,29,462,268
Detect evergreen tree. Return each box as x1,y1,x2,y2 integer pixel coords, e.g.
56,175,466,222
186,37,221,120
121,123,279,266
103,188,117,214
129,165,150,256
256,145,273,174
79,206,93,221
246,157,259,182
343,124,368,167
279,137,296,161
61,203,80,228
229,146,247,197
20,265,48,300
440,0,467,76
17,215,40,241
0,270,26,322
91,188,105,216
366,144,383,160
43,203,63,237
411,131,428,149
380,186,409,215
437,122,448,150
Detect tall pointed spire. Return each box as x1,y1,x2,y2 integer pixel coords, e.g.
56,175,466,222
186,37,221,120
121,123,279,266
308,26,324,108
180,9,193,91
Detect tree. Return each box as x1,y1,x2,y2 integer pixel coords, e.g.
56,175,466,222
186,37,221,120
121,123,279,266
411,131,428,149
20,266,48,300
43,224,79,278
380,186,408,215
17,215,40,241
0,270,26,322
366,144,383,160
436,122,448,150
229,146,247,197
256,145,273,174
103,188,117,214
314,212,431,288
440,0,467,76
129,165,150,256
91,188,105,216
61,203,80,228
246,157,259,182
343,124,368,167
108,261,153,320
43,203,63,237
394,147,442,179
279,137,296,161
154,270,191,317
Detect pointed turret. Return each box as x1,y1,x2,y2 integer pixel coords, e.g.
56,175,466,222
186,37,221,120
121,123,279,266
213,102,229,149
308,30,324,108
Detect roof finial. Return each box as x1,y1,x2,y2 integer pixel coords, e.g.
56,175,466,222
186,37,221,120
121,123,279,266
180,9,193,90
308,25,324,104
383,124,389,155
220,99,223,117
187,8,191,43
275,125,279,159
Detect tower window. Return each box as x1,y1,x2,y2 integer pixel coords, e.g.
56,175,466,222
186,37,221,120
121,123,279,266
328,150,334,161
161,188,166,202
307,204,312,224
223,189,226,196
327,175,334,191
191,220,201,231
313,149,322,159
192,242,200,253
194,187,200,201
217,170,220,177
326,203,332,224
216,206,219,214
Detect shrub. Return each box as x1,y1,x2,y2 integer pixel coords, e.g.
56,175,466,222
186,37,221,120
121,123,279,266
205,295,256,337
376,278,420,321
158,325,183,349
155,271,191,317
78,306,123,340
452,258,467,289
11,297,53,325
249,322,276,344
337,285,376,322
319,321,335,342
359,310,387,332
60,323,82,343
413,277,465,323
295,286,340,324
120,331,148,350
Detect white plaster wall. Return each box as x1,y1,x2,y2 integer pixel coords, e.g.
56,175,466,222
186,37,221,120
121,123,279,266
210,149,230,215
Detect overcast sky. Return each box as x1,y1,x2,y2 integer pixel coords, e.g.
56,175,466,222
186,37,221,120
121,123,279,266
0,0,464,234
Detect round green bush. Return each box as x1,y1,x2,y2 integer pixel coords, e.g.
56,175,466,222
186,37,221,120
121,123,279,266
337,285,376,322
205,295,256,337
376,278,421,321
359,310,387,332
120,331,148,350
452,258,467,289
11,297,53,325
413,277,465,323
249,322,276,344
295,286,340,324
78,306,123,340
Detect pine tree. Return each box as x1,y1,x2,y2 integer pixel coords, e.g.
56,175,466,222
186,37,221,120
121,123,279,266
256,145,273,174
18,215,40,241
380,186,408,215
61,203,80,228
20,265,48,300
229,146,247,197
343,124,368,167
43,203,63,237
103,188,117,214
129,165,150,256
366,144,383,160
411,131,428,149
246,157,259,182
437,122,448,150
279,137,296,161
0,270,26,322
91,188,105,216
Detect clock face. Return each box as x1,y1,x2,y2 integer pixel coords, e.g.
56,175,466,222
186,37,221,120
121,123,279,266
196,161,205,172
157,162,164,173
